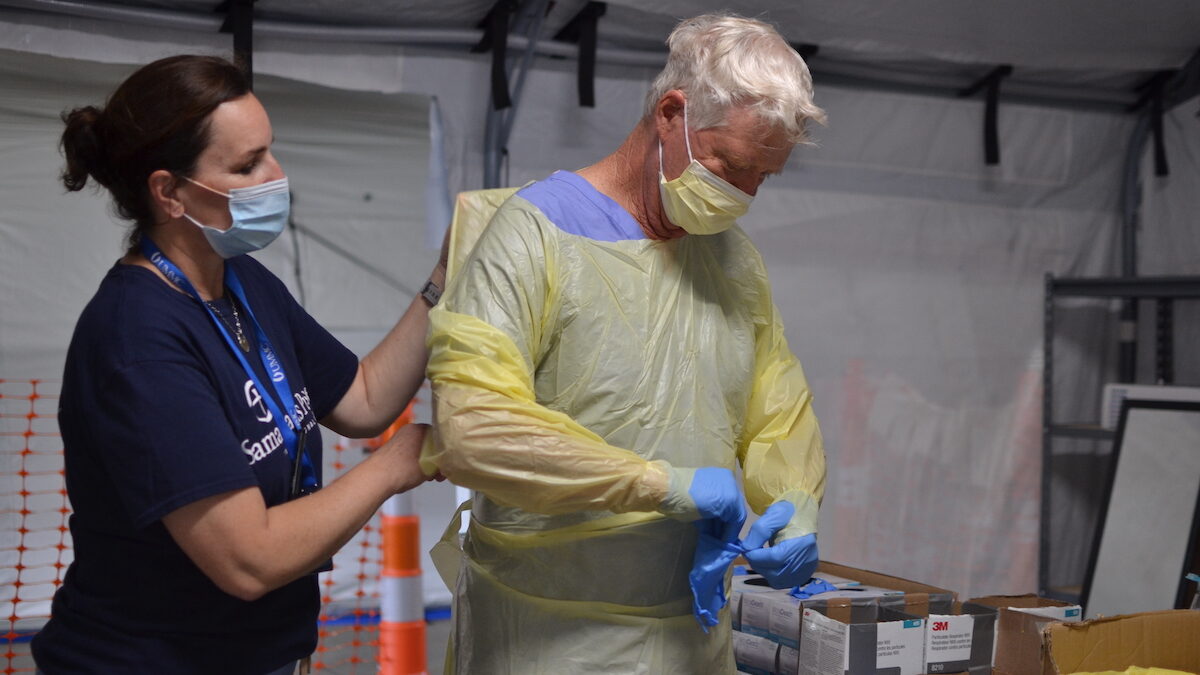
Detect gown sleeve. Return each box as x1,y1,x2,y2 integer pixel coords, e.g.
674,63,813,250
737,283,827,540
422,197,672,515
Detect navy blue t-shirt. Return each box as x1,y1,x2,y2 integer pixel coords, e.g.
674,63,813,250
32,255,358,674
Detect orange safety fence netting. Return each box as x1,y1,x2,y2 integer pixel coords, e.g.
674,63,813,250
0,379,387,674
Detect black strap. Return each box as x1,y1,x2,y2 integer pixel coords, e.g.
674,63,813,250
216,0,256,88
576,3,604,107
472,1,516,110
1150,77,1169,176
984,76,1002,165
1128,71,1175,177
554,2,607,108
959,65,1012,166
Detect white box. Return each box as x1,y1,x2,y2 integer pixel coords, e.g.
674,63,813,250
779,644,800,675
734,571,871,636
1010,604,1082,621
767,586,905,648
734,571,792,634
799,605,925,675
739,584,793,639
733,630,779,675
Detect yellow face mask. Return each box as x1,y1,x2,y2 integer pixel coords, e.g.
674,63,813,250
658,102,754,235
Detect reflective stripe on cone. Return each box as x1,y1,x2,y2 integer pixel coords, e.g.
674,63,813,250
380,492,425,674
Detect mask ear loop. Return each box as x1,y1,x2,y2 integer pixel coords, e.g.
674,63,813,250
181,175,232,199
658,97,696,175
682,99,695,162
176,175,230,231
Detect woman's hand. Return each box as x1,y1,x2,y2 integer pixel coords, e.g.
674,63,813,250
374,422,435,493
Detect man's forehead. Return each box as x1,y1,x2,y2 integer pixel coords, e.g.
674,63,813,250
702,122,793,161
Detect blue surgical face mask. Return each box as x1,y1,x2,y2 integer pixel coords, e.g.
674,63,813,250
181,176,290,258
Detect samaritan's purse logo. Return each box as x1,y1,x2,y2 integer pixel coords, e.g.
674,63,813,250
241,379,281,464
244,380,272,422
238,381,316,465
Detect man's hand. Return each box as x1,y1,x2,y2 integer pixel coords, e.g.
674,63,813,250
741,501,819,589
660,467,746,542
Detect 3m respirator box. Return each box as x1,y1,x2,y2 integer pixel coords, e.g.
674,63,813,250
922,605,997,675
798,604,926,675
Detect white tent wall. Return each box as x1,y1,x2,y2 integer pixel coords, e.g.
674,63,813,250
1,5,1197,627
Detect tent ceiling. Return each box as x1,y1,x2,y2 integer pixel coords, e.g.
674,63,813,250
5,0,1199,110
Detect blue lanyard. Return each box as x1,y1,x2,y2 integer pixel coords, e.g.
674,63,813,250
140,239,318,492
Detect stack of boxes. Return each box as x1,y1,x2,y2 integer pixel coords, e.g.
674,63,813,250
732,564,1197,674
733,569,911,675
731,561,962,675
729,562,1200,672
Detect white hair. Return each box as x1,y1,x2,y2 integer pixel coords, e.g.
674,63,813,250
645,14,827,144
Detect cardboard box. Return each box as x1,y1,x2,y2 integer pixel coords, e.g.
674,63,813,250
798,603,926,675
820,561,957,616
734,629,781,675
922,605,997,675
966,594,1082,675
1043,609,1200,675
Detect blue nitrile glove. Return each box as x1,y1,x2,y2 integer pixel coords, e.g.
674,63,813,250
789,577,837,599
661,467,748,631
741,501,820,590
688,519,746,632
660,467,747,543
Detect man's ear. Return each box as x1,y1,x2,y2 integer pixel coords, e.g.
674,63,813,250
147,169,184,219
654,89,687,140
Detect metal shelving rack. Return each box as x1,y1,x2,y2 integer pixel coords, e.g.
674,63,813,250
1040,274,1200,600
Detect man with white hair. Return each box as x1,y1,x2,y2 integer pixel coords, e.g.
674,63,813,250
423,13,827,673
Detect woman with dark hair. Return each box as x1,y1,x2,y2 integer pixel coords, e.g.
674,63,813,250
31,54,446,674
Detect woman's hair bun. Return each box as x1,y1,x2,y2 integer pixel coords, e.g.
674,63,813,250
59,105,108,192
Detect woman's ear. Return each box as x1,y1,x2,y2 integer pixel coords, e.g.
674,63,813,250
147,169,184,219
